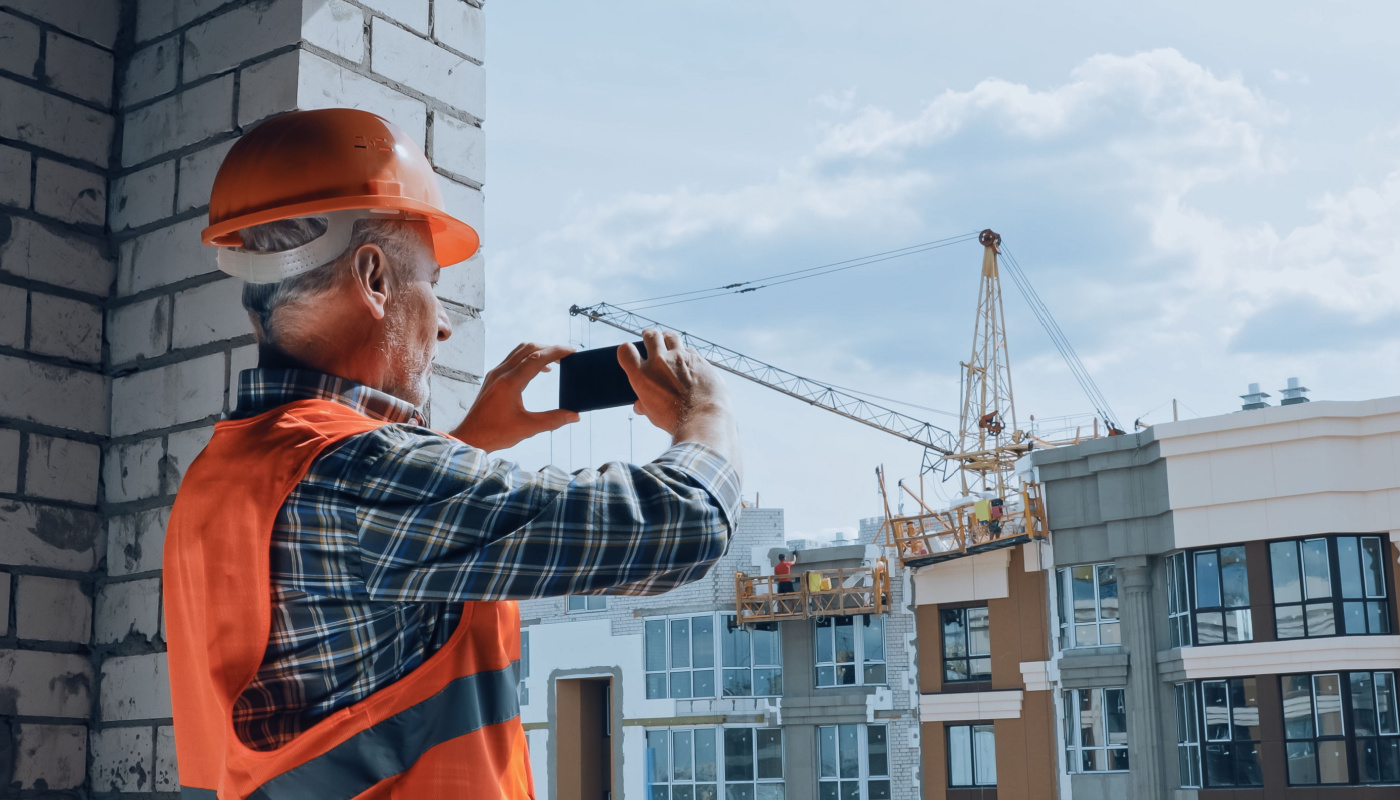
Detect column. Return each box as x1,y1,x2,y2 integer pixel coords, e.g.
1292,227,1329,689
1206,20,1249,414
1117,555,1166,800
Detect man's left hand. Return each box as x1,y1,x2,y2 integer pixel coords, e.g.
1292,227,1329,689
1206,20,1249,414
451,343,579,452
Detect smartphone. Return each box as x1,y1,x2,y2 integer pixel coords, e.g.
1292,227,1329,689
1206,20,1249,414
558,341,648,413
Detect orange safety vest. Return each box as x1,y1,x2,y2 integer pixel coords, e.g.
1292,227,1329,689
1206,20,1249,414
163,399,534,799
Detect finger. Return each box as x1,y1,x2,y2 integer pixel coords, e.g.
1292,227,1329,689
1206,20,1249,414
506,344,576,386
641,328,666,359
618,341,643,378
526,408,580,432
488,342,537,380
662,330,683,352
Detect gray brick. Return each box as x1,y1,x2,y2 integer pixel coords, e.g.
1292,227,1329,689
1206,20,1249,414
183,0,299,82
0,143,30,208
28,292,102,364
362,0,429,35
100,653,172,721
121,75,235,167
293,50,429,148
24,434,100,504
96,577,161,644
0,354,110,434
0,216,113,296
0,282,24,347
0,11,41,78
15,575,90,643
110,160,176,231
432,112,484,184
90,726,153,793
304,0,365,63
110,353,225,436
428,370,480,430
122,37,179,107
44,31,114,106
371,17,484,119
117,216,217,296
436,251,483,310
172,277,252,350
3,0,120,48
12,724,87,790
0,77,113,166
137,0,239,44
0,649,93,717
103,437,165,504
164,425,215,491
0,573,8,636
108,295,171,365
106,506,169,576
440,178,484,239
437,306,484,377
229,342,258,385
0,500,103,570
155,725,178,790
433,0,484,62
0,428,17,493
33,159,106,226
236,48,298,128
176,139,236,213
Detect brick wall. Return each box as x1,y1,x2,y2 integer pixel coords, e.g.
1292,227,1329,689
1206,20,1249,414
0,0,487,794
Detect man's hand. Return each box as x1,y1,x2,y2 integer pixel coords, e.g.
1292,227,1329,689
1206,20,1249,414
451,343,579,452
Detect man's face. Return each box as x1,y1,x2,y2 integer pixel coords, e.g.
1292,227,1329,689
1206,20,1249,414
379,225,450,409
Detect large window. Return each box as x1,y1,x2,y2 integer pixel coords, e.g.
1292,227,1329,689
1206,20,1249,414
1165,548,1252,647
1062,688,1129,773
1282,670,1400,785
1196,678,1262,786
646,726,784,800
1174,683,1202,787
1167,553,1192,647
818,724,890,800
815,616,886,687
645,614,781,700
940,606,991,683
1271,536,1390,639
947,723,996,787
568,595,606,612
1057,565,1119,649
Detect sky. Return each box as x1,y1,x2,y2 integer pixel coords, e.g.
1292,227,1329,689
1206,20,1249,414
477,1,1400,541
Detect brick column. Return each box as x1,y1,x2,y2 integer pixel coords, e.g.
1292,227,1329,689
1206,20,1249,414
1116,555,1166,800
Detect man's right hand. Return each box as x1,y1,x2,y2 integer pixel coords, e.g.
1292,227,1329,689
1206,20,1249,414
619,329,741,477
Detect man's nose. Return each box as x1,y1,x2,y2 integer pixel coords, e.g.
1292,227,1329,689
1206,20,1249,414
436,306,452,342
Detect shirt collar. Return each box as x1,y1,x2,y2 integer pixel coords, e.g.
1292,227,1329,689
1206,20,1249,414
231,368,424,426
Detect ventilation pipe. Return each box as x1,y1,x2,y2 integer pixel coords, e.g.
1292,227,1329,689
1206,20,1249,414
1279,377,1310,405
1240,383,1271,411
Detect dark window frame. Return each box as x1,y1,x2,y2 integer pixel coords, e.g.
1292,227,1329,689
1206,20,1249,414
939,605,991,684
946,721,997,788
1281,669,1400,786
1189,545,1254,645
1268,534,1392,641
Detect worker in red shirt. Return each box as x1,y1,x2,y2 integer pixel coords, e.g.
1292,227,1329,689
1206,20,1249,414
775,552,795,594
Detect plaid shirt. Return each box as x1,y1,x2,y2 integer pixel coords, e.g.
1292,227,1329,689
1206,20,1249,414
229,369,741,750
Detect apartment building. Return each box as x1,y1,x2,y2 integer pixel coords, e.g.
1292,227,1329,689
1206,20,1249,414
516,506,921,800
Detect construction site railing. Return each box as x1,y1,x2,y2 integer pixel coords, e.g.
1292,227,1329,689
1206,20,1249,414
734,558,892,625
884,483,1048,567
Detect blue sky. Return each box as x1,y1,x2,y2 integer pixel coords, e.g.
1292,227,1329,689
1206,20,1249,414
479,1,1400,539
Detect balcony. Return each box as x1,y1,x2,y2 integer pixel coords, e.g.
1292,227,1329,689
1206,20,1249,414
884,483,1048,568
734,558,892,625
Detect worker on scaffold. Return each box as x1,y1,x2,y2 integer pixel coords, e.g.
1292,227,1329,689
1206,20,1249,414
162,108,742,799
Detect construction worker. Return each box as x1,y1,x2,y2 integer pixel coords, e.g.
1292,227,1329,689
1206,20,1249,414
163,109,742,799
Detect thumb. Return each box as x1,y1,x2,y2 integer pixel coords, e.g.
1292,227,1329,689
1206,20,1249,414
618,342,644,378
529,408,580,432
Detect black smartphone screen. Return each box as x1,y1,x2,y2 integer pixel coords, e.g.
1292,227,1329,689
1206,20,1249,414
558,341,648,412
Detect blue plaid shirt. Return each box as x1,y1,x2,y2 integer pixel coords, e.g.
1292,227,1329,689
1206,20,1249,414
229,369,741,750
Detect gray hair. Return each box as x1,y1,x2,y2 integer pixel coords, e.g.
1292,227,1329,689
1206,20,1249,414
239,217,424,346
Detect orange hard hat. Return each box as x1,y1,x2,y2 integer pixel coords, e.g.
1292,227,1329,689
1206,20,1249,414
202,108,479,281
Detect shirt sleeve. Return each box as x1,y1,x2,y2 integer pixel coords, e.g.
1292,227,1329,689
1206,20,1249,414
331,425,742,602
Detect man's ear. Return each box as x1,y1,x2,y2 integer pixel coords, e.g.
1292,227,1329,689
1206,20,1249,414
350,243,390,320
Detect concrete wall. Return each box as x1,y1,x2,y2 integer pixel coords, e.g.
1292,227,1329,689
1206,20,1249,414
0,0,486,794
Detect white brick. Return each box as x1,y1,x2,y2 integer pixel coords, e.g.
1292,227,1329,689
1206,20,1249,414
237,48,299,127
118,216,216,296
361,0,429,35
293,50,428,149
440,178,484,240
0,428,17,493
0,500,103,571
33,159,106,226
24,434,101,504
121,75,235,167
122,37,179,107
155,725,178,790
45,31,114,106
106,506,169,576
172,277,252,349
110,160,175,231
428,370,480,430
101,653,172,721
137,0,238,44
108,295,171,364
0,283,24,347
176,138,235,213
0,11,41,78
432,112,484,184
0,143,30,208
4,0,119,47
0,76,113,166
183,0,299,82
0,216,113,296
111,353,225,436
304,0,365,63
371,18,484,119
0,354,109,434
433,0,484,62
103,437,164,504
229,342,258,383
437,306,484,377
29,292,102,363
164,425,215,491
15,575,90,643
90,727,154,793
0,650,93,717
13,724,87,790
96,578,161,644
436,250,483,310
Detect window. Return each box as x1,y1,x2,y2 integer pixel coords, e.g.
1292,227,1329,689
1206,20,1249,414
1062,688,1129,772
1056,565,1119,649
819,724,890,800
1174,683,1201,787
1282,670,1400,785
644,614,782,700
947,724,996,787
815,616,886,687
1191,547,1253,644
1271,536,1390,639
1198,678,1263,786
940,607,991,683
648,726,784,800
568,595,606,612
518,629,530,706
1167,553,1192,647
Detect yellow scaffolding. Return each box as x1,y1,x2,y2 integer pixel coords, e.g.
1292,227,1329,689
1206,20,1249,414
880,481,1048,568
734,558,892,625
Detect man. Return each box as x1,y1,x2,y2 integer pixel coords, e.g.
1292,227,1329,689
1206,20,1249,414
164,109,741,799
774,552,795,594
